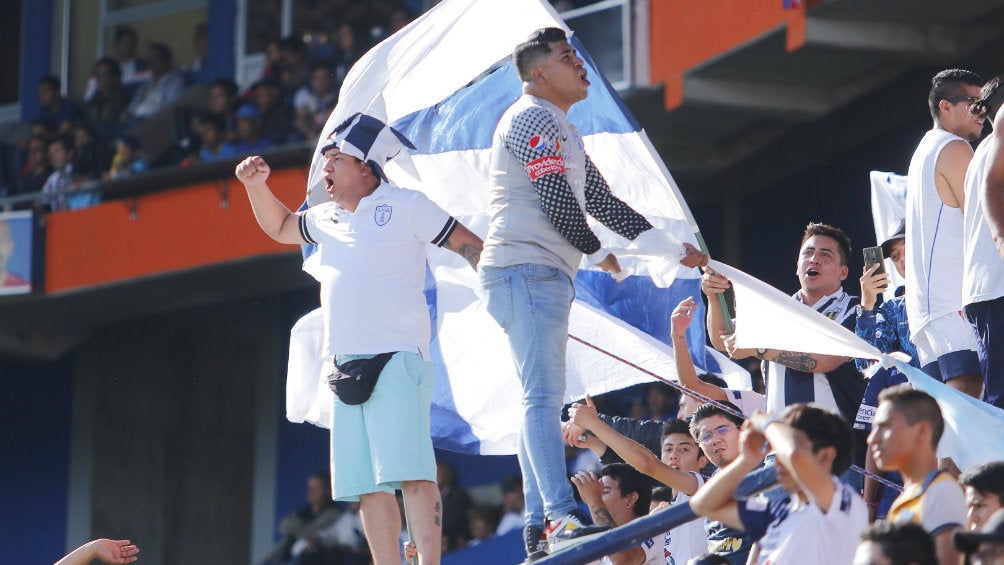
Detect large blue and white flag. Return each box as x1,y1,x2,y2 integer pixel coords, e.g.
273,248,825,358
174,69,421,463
286,0,749,455
717,259,1004,471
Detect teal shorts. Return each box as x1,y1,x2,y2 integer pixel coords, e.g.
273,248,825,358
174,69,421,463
330,351,436,501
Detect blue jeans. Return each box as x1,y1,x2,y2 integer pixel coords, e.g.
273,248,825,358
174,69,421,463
480,263,577,526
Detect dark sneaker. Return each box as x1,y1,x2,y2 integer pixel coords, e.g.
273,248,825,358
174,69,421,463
524,524,548,562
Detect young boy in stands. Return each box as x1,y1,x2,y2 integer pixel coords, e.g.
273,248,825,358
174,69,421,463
571,463,663,564
868,384,966,565
567,401,710,565
960,461,1004,530
690,404,867,565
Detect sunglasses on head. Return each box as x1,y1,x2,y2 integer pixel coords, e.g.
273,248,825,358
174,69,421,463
945,96,987,115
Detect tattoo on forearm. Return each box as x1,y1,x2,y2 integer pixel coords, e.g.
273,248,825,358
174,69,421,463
457,243,481,269
773,350,818,372
445,236,482,270
589,505,614,527
434,501,442,528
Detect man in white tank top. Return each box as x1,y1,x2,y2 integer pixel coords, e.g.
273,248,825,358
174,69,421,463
905,69,986,398
962,76,1004,409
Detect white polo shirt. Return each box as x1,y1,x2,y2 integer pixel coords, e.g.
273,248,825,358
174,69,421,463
299,182,457,359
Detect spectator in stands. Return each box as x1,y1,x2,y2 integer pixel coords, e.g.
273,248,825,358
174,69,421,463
963,75,1004,410
388,6,415,35
15,135,51,196
496,475,525,536
262,471,342,565
905,69,986,399
569,463,662,563
316,501,369,565
670,296,766,419
250,78,294,145
72,123,106,182
97,26,149,97
331,22,365,83
106,136,146,180
854,220,911,520
232,104,275,155
54,538,140,565
437,460,474,551
40,135,76,212
184,22,212,84
690,404,867,565
688,554,731,565
960,462,1004,530
197,114,237,162
124,42,185,123
628,382,679,422
466,505,500,547
207,78,239,141
294,63,338,141
35,76,82,136
705,223,867,472
85,57,131,145
853,521,937,565
868,384,966,565
954,508,1004,565
278,35,311,97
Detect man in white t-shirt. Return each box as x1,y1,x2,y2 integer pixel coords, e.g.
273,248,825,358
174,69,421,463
236,113,483,565
962,75,1004,409
690,404,867,565
905,68,986,399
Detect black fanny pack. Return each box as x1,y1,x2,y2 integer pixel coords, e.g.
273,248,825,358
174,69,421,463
328,352,397,405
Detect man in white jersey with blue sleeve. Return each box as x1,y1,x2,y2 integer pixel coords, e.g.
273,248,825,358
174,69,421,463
235,113,483,565
905,68,986,398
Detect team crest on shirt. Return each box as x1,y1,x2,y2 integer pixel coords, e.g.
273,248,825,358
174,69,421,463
528,135,547,151
374,204,393,226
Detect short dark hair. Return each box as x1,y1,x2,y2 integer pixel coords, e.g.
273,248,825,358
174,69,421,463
200,113,227,133
784,403,854,476
981,75,1004,122
114,26,137,43
689,400,743,438
662,417,706,460
929,68,984,120
94,57,122,80
698,373,728,388
148,42,173,62
651,485,673,503
49,134,74,153
601,463,652,518
878,384,944,448
801,222,852,266
688,553,731,565
38,75,60,90
513,27,567,82
960,461,1004,503
210,78,239,98
859,520,937,565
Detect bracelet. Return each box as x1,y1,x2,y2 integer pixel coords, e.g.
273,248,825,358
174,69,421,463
671,334,686,340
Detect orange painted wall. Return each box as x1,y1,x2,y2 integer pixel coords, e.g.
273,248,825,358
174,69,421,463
650,0,806,109
45,168,310,293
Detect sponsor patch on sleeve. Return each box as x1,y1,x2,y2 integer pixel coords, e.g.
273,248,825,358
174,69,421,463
526,155,565,180
529,135,548,151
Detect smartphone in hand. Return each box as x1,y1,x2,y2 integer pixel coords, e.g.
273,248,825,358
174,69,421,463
862,246,887,284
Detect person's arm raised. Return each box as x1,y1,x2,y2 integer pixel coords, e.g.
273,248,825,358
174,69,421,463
235,156,306,245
